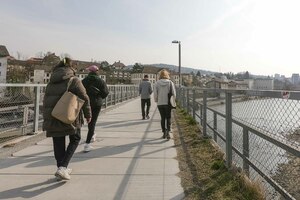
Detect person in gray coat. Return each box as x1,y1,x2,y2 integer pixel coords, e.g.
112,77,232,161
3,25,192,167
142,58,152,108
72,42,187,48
154,69,176,139
43,57,91,180
139,74,153,119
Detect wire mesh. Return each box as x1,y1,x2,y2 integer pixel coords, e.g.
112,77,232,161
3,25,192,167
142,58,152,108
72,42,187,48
0,84,139,143
0,86,38,139
179,87,300,200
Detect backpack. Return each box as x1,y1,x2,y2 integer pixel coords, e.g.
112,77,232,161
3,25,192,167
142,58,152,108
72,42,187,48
88,85,109,99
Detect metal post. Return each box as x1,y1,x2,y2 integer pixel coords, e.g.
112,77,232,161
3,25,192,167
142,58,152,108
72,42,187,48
200,104,203,125
33,86,40,134
186,88,189,114
114,86,116,105
243,127,250,176
213,112,217,142
225,92,233,168
179,42,181,87
192,89,196,120
22,106,29,135
121,86,123,102
203,90,207,137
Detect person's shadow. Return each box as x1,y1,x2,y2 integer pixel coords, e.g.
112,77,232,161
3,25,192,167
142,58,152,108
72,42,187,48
0,178,66,199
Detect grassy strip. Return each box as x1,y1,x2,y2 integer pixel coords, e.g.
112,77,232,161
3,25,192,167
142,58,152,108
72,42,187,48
173,108,265,200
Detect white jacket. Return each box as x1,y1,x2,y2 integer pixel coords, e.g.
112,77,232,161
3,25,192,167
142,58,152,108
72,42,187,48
154,79,176,106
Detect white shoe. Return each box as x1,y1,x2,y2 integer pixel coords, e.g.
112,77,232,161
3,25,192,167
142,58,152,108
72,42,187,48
66,168,72,175
84,143,93,152
91,134,97,143
55,167,71,180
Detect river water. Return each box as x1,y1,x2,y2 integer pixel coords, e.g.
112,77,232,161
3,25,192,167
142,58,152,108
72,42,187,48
202,98,300,198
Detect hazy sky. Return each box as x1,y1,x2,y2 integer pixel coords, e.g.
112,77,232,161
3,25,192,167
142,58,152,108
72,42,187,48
1,0,300,76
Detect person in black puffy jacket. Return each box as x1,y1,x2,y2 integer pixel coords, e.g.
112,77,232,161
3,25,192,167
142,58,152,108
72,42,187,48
43,57,91,180
82,65,109,152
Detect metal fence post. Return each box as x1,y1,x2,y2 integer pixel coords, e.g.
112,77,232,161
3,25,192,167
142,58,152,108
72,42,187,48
200,104,203,125
243,127,250,176
186,88,190,114
192,89,196,120
114,86,116,105
225,91,233,168
213,112,217,142
33,86,40,134
22,106,29,135
203,90,207,137
121,86,123,102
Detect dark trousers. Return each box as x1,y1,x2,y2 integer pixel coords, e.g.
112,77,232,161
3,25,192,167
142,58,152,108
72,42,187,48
157,105,171,132
141,98,151,118
52,129,81,168
86,105,101,143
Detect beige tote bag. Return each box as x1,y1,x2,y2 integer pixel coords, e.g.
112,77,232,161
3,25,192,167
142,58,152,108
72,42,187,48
51,77,85,124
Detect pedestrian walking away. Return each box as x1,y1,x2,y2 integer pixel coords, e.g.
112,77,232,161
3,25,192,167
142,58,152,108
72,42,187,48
139,74,153,120
43,57,92,180
82,65,109,152
154,69,176,140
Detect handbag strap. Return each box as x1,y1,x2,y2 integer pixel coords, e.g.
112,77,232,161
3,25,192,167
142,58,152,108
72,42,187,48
169,81,173,95
66,77,74,91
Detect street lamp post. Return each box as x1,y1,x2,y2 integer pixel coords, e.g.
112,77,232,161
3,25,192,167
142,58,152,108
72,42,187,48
172,40,181,87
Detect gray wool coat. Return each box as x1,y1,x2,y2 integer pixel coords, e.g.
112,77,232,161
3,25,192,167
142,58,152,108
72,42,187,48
43,66,92,137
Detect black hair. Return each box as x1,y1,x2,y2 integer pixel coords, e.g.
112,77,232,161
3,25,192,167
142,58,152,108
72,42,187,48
144,74,148,78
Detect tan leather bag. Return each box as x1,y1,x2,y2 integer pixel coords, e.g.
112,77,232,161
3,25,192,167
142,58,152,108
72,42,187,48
51,77,85,124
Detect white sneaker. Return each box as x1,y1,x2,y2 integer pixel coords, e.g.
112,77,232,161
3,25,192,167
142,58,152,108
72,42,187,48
91,134,97,143
55,167,71,180
84,143,93,152
66,168,72,175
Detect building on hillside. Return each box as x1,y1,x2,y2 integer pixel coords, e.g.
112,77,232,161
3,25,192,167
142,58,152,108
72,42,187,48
0,45,10,84
235,79,254,89
205,78,228,89
131,65,161,85
253,78,274,90
169,70,179,86
0,45,10,97
7,55,107,84
131,65,179,86
291,73,300,85
181,73,193,86
112,61,126,70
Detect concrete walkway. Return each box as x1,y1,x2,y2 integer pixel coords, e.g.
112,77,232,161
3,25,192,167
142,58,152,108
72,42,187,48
0,98,184,200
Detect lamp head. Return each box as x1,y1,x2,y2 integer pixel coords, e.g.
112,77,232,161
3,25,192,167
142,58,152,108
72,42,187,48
172,40,180,44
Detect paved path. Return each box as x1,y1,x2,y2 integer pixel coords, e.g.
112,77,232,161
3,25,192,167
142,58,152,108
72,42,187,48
0,98,184,200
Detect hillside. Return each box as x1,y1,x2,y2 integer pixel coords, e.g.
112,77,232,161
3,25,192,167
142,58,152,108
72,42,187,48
126,63,216,75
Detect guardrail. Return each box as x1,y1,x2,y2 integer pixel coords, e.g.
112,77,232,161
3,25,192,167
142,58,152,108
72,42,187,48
0,83,139,138
177,87,300,200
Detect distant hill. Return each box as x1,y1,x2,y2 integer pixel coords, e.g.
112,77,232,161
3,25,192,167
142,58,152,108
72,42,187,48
126,63,216,75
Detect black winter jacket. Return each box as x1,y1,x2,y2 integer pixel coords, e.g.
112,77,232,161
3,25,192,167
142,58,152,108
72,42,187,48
82,72,109,107
43,66,92,137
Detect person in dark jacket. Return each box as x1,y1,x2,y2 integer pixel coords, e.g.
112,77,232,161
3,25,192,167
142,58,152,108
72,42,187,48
43,57,92,181
82,65,109,152
139,74,152,120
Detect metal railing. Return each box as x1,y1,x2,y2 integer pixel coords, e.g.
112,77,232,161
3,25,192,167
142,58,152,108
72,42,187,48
0,83,139,139
177,87,300,200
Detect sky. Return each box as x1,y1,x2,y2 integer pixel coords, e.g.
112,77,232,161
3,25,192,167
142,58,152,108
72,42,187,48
1,0,300,77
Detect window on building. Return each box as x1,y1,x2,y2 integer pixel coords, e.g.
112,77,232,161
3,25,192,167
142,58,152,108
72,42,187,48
0,62,2,66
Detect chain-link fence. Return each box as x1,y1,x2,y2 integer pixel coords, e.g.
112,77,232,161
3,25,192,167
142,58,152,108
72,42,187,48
177,87,300,200
0,83,139,142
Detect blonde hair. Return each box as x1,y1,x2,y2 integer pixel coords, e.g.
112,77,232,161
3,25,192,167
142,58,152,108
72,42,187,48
159,69,170,79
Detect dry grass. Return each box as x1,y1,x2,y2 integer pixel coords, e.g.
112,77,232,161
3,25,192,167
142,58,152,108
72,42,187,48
173,108,265,200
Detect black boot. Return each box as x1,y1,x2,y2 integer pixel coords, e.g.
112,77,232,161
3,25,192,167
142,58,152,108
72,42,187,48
166,130,170,140
162,130,166,139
